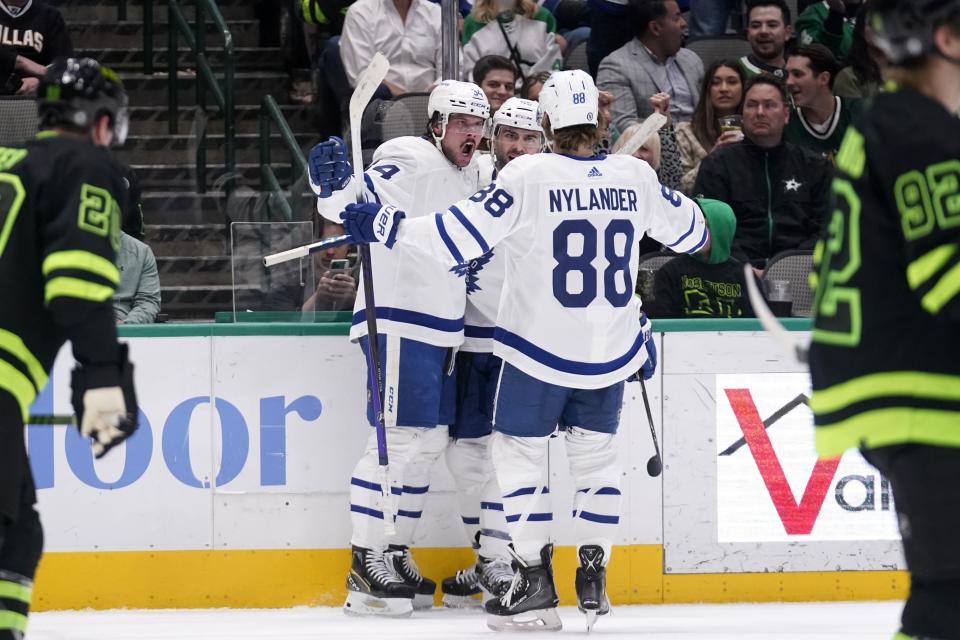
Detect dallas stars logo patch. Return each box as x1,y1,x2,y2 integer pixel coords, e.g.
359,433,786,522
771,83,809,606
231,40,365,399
784,178,802,192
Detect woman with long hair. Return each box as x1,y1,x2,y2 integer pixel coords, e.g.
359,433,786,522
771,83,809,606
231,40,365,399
675,59,746,192
461,0,562,85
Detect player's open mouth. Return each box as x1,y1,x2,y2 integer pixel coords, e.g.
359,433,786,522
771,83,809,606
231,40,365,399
461,141,475,155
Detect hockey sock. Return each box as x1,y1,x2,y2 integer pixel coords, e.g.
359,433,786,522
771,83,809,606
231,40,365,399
392,426,448,547
565,427,621,554
479,473,512,561
444,434,492,546
0,570,31,640
491,432,552,565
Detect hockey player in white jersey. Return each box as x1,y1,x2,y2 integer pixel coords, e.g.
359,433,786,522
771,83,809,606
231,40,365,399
307,80,490,617
337,70,735,631
440,97,544,608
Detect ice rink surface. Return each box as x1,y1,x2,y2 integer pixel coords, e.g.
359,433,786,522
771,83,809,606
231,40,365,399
30,601,903,639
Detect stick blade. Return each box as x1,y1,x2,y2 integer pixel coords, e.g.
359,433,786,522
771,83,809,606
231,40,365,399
614,112,667,157
743,264,808,362
349,52,390,121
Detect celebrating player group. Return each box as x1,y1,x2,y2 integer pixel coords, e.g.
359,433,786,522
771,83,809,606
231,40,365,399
307,68,733,632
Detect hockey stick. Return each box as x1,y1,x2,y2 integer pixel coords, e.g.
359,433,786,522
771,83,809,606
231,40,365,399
27,415,75,425
262,234,352,268
349,52,395,536
743,264,809,363
613,112,667,157
639,379,662,477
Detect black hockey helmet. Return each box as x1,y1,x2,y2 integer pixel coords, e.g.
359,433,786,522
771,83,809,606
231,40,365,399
37,57,129,145
866,0,960,65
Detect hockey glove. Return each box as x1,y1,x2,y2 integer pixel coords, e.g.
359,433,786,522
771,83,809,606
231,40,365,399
70,343,139,459
308,136,352,198
341,203,405,248
628,313,657,381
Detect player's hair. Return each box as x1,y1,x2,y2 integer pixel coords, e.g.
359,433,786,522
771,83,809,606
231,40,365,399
743,72,789,105
690,59,746,150
472,0,538,23
632,0,668,38
520,70,552,99
541,110,610,154
473,55,518,86
745,0,791,26
788,43,840,89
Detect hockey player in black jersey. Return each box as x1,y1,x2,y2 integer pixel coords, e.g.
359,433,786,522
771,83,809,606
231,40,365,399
0,58,138,640
808,2,960,639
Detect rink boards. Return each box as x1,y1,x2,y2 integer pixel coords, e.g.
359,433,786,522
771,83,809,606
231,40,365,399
26,320,908,611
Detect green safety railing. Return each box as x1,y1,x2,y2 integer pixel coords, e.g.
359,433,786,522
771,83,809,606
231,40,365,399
142,0,235,195
259,94,311,222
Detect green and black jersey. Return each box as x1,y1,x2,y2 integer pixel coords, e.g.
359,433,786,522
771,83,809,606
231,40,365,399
0,134,124,422
785,96,863,161
809,88,960,457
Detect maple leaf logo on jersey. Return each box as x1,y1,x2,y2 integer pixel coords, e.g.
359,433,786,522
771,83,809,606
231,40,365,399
450,250,494,295
587,166,603,178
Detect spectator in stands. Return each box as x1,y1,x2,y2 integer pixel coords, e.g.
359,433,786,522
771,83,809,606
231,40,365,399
675,59,746,192
598,0,703,133
585,0,633,78
461,0,562,85
795,0,861,61
543,0,591,55
693,74,832,271
739,0,793,80
785,43,862,159
472,55,517,115
340,0,442,98
302,221,359,311
0,0,73,95
645,200,758,318
0,48,45,94
832,4,883,100
113,232,161,325
688,0,737,37
520,69,552,100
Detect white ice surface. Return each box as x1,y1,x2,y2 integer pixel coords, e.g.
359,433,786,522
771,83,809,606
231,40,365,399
29,601,903,639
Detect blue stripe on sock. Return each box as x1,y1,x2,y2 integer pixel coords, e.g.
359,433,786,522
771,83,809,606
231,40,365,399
577,487,622,496
351,477,402,495
480,501,504,511
574,510,620,524
503,486,550,498
461,516,481,525
397,509,422,519
350,504,384,519
505,512,553,523
401,484,429,495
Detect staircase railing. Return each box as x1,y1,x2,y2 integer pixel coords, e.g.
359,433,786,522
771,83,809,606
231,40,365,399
259,95,311,222
145,0,235,195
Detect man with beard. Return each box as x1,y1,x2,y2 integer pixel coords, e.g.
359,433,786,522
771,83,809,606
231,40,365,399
438,97,544,609
307,80,490,617
739,0,794,80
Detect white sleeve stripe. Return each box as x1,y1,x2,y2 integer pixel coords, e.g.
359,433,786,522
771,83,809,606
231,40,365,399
665,204,699,249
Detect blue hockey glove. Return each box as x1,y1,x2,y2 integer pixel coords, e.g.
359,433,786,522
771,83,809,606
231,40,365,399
629,313,657,381
308,136,352,198
341,202,405,248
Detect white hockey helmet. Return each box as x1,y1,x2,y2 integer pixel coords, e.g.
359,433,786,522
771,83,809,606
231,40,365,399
427,80,491,126
492,97,542,134
537,69,599,131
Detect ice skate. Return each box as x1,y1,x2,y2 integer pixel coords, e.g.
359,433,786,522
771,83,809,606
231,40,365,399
441,560,482,608
484,545,561,632
478,555,515,600
343,546,416,617
576,544,611,632
386,544,437,610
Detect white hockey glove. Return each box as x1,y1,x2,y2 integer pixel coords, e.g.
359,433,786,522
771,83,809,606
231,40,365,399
80,387,127,458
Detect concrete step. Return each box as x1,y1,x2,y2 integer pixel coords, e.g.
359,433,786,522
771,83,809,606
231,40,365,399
134,163,297,190
78,47,284,73
68,20,260,50
114,131,319,166
58,0,256,22
157,255,232,286
146,224,228,257
120,71,289,107
141,190,315,225
128,104,316,137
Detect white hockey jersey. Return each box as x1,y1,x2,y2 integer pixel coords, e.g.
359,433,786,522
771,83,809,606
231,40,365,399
317,136,486,346
395,152,710,388
461,153,502,353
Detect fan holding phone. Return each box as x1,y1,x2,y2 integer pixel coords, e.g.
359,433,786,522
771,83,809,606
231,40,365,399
302,221,360,311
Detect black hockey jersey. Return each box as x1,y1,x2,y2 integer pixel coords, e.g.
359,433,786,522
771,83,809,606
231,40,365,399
0,0,73,66
809,88,960,457
0,134,123,421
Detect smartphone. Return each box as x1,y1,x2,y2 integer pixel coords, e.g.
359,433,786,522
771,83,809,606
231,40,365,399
328,259,351,271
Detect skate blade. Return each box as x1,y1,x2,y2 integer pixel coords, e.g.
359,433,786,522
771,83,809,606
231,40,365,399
486,608,562,632
413,593,435,610
442,593,483,609
343,591,414,618
585,610,597,633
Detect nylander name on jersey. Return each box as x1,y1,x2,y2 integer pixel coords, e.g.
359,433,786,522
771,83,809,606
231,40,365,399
547,187,639,214
395,152,709,389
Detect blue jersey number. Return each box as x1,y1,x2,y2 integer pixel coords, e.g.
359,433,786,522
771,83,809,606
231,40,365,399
552,219,635,307
370,164,400,180
469,184,514,217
